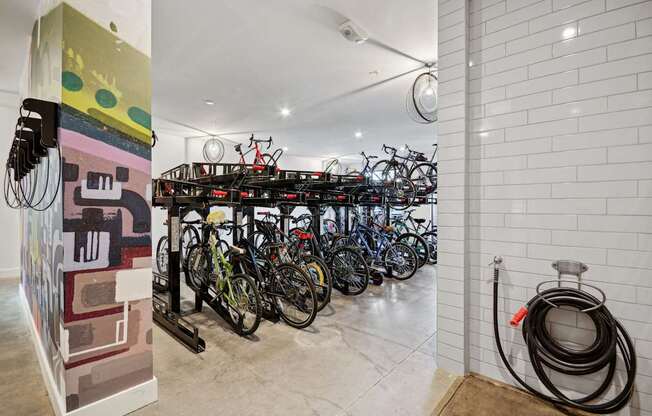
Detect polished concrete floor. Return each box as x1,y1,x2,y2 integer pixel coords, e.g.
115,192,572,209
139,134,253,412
1,266,456,416
0,279,54,416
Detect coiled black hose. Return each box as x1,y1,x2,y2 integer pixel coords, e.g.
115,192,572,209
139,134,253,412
493,266,636,414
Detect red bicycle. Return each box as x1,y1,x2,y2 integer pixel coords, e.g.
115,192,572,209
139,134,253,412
235,135,283,172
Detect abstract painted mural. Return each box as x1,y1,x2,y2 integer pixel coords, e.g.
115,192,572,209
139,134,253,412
61,4,151,145
21,2,66,398
59,112,153,410
22,2,153,413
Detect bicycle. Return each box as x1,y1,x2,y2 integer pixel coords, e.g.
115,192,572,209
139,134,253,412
289,213,371,296
372,144,437,195
335,213,418,281
183,213,262,336
156,218,201,274
235,134,283,172
392,209,437,265
251,212,333,312
234,230,319,329
368,217,430,268
346,150,415,209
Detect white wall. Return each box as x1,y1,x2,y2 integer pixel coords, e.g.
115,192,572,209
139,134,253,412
437,0,652,414
0,92,21,278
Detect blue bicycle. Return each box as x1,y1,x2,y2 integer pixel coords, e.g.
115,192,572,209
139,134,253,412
336,215,418,280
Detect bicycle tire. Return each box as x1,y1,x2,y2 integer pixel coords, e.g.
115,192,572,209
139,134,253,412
272,263,318,329
409,162,437,194
329,246,370,296
370,159,391,183
396,232,430,268
248,230,269,250
181,224,200,259
228,273,262,336
302,254,332,312
383,242,418,280
183,244,210,291
385,174,416,210
156,236,168,274
420,231,437,264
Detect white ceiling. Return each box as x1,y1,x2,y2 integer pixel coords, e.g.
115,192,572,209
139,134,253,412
152,0,437,159
0,0,40,96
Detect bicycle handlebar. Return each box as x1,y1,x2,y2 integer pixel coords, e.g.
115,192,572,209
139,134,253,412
248,134,273,150
382,144,397,155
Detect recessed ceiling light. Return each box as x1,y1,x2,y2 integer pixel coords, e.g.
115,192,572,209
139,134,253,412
282,146,288,151
562,27,576,39
204,99,215,106
280,107,291,117
354,131,363,138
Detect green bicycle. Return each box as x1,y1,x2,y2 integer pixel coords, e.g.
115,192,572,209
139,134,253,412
184,216,262,336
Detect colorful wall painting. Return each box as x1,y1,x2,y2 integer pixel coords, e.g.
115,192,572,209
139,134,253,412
61,4,152,145
21,2,153,412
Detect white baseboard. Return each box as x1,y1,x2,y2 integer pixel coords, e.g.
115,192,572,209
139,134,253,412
68,377,158,416
0,267,19,279
19,285,158,416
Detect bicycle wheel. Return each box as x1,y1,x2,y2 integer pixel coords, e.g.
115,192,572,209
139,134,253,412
385,174,416,210
248,230,269,250
329,247,370,296
181,225,200,259
396,232,430,268
301,255,332,312
420,231,437,264
227,273,262,336
184,244,210,291
409,162,437,194
156,236,168,274
370,159,394,183
383,242,418,280
271,263,317,329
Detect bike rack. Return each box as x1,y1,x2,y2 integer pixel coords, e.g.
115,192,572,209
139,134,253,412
152,162,437,351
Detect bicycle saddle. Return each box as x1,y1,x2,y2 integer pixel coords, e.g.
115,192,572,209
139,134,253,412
207,210,226,225
228,246,245,256
413,218,426,224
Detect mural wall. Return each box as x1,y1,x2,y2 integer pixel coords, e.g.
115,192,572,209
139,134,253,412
21,2,66,398
21,2,153,412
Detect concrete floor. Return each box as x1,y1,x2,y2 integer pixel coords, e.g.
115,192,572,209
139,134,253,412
1,266,456,416
0,279,54,416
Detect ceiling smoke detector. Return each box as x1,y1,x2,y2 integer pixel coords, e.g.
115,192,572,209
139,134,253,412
339,20,368,44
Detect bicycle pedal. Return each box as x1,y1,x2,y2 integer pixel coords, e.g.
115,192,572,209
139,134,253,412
371,276,383,285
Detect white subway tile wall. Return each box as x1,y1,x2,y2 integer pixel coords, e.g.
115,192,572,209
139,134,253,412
437,0,469,376
437,0,652,414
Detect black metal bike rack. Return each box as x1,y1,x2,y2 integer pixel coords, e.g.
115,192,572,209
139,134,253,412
151,161,437,352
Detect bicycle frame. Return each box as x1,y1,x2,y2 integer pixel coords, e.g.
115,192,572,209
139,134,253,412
235,135,283,171
348,219,393,262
